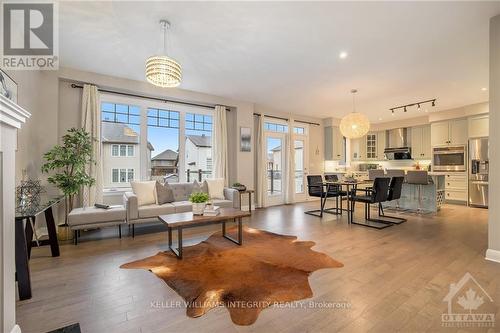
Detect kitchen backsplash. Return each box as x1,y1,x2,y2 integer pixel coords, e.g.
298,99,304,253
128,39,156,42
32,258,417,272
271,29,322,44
324,160,431,172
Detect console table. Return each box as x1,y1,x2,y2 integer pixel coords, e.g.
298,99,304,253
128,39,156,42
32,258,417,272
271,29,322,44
15,195,62,300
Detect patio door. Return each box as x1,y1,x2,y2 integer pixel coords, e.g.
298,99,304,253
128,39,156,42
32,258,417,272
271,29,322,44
293,138,309,202
266,133,286,206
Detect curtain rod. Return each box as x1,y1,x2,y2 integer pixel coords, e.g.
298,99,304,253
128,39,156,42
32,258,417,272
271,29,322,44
70,83,232,111
253,113,320,126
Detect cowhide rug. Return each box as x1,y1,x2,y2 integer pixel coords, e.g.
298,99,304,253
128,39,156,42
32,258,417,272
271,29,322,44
120,227,343,325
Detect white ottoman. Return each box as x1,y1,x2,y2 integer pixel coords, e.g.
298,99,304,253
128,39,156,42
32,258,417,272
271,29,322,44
68,205,126,244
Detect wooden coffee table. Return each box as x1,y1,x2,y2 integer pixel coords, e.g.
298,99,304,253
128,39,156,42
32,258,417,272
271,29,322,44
159,208,251,259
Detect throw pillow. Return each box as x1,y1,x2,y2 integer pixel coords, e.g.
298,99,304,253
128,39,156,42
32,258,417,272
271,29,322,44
201,180,209,194
206,178,225,200
192,180,202,193
192,180,209,194
131,181,157,206
156,181,174,205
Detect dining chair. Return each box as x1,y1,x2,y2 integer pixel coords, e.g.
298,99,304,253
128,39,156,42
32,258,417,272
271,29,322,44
378,176,407,224
305,175,340,217
350,177,393,229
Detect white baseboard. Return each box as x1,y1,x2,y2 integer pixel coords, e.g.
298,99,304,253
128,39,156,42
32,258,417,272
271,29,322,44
485,249,500,263
11,324,21,333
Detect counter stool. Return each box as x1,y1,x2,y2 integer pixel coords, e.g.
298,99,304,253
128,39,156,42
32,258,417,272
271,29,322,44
406,171,429,213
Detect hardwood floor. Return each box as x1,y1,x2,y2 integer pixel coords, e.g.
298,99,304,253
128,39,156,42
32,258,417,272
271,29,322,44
16,202,500,333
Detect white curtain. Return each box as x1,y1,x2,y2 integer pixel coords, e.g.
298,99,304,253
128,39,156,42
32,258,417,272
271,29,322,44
212,105,228,186
255,116,267,208
81,84,103,206
285,117,295,204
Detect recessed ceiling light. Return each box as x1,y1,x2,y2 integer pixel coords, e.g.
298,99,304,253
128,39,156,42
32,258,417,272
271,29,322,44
339,51,348,59
481,87,488,91
425,109,429,113
378,117,383,121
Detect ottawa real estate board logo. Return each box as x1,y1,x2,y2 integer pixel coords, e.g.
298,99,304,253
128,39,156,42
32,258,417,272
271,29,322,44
1,1,58,70
442,272,495,328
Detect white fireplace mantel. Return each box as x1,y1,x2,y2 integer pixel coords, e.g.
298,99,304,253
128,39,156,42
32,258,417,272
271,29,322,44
0,95,30,333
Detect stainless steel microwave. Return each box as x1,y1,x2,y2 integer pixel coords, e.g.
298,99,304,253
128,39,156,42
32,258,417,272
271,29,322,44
432,146,467,172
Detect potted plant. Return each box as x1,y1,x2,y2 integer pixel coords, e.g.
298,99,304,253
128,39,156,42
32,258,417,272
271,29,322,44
41,128,95,240
231,182,247,192
189,192,209,215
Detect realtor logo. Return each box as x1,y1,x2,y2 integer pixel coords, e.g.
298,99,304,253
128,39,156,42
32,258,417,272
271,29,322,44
442,272,495,328
1,1,58,69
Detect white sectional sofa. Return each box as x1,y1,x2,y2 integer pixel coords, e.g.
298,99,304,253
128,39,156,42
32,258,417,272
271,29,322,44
123,182,239,236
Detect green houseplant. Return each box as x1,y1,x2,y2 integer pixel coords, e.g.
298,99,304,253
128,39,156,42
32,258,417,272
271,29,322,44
41,128,95,227
232,182,247,192
189,192,209,215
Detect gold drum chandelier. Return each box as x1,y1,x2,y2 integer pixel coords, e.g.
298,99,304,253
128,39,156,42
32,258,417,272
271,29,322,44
146,20,182,88
339,89,370,139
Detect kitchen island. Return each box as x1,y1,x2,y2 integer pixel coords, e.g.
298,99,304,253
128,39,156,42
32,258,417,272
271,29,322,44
382,174,445,212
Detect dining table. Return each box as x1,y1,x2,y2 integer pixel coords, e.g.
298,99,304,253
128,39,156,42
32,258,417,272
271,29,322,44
322,179,374,224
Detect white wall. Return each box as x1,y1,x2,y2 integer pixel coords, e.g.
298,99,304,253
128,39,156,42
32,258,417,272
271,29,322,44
487,15,500,263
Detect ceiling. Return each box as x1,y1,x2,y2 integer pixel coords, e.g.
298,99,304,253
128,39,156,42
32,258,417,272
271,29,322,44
59,1,500,123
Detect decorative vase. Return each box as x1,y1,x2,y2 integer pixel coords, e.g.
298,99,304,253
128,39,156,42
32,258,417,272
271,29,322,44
192,202,206,215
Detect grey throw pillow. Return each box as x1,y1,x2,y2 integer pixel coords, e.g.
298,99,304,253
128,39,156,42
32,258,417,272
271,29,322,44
192,180,202,193
192,180,209,194
201,180,209,194
156,181,174,204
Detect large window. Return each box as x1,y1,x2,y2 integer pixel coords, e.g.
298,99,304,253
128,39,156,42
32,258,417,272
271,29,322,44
185,113,212,182
147,108,180,183
101,97,213,190
102,102,140,189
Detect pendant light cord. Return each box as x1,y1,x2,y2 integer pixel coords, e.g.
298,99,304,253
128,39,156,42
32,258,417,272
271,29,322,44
351,89,357,113
160,20,169,55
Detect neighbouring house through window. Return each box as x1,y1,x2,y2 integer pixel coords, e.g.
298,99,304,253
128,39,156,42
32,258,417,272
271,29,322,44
101,96,213,190
111,168,134,183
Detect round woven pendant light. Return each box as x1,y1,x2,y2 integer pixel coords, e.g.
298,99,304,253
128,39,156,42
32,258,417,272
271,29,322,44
146,20,182,88
339,89,370,139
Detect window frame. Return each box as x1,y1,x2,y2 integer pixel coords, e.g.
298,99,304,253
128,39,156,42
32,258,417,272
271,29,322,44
101,93,214,189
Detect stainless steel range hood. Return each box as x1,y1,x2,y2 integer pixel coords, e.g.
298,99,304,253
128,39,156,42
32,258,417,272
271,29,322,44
384,128,412,160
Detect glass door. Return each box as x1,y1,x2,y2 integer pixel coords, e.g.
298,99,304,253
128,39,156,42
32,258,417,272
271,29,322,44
294,138,309,202
266,134,286,206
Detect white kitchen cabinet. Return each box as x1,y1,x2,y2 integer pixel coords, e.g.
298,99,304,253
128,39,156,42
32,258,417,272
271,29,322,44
324,126,345,161
411,125,432,159
376,131,386,160
422,125,432,158
366,133,377,160
364,131,386,160
449,119,468,145
431,119,468,146
468,115,489,138
351,136,366,161
444,172,468,202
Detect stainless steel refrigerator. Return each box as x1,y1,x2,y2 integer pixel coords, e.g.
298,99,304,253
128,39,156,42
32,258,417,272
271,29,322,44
469,137,489,208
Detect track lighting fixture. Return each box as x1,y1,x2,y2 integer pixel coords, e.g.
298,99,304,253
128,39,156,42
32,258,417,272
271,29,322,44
389,98,436,115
